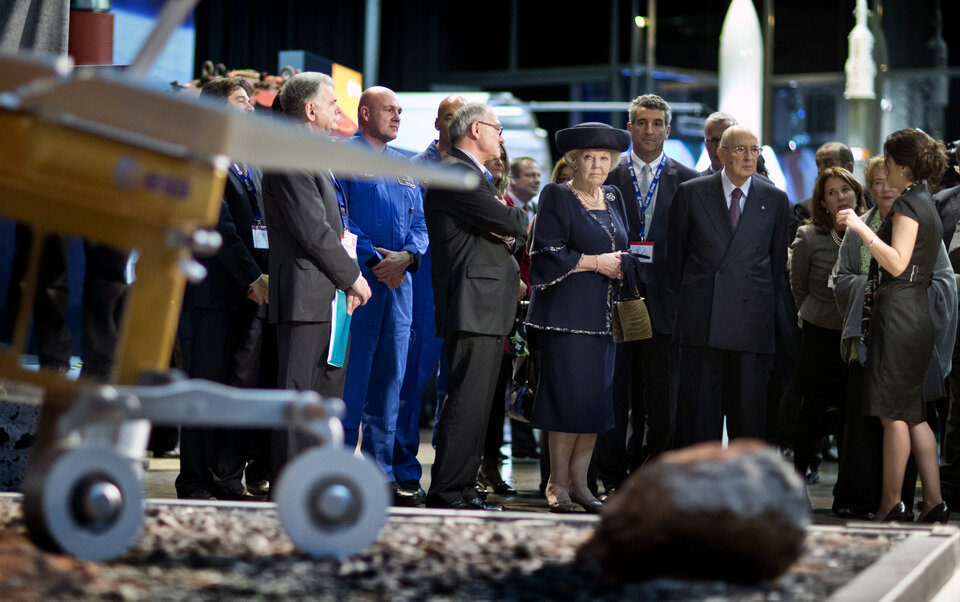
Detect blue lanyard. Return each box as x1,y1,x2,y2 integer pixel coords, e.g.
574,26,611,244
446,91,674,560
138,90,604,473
329,171,349,231
232,163,262,223
627,154,667,240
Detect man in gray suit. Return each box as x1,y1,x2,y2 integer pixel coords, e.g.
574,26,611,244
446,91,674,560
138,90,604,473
424,103,528,510
668,126,790,446
601,94,699,483
261,72,372,475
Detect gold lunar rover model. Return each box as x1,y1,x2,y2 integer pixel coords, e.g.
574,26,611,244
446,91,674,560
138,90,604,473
0,0,474,561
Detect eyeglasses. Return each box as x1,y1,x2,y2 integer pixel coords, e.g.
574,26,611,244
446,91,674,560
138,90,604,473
704,137,721,145
723,145,762,156
478,121,504,136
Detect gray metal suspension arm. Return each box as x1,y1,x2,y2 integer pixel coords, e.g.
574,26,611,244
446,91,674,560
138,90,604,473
57,380,346,449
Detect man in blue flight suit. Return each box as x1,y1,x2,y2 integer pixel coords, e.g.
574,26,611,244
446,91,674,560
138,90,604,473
341,86,429,506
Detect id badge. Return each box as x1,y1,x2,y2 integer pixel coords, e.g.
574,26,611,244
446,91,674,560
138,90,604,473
341,230,358,260
252,225,269,249
630,241,654,263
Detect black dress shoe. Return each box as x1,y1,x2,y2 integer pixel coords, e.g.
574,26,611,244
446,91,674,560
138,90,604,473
428,498,503,511
465,497,504,511
219,487,268,502
179,489,216,501
398,480,427,505
548,500,579,513
478,471,518,496
878,501,911,522
474,483,489,501
246,479,270,497
918,501,950,523
389,482,424,507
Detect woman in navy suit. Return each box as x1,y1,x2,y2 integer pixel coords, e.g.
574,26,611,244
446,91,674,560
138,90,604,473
525,123,630,513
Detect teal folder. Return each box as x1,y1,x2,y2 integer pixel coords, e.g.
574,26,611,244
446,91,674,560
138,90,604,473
327,289,351,368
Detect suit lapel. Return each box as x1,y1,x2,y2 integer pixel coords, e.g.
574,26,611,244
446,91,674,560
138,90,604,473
698,173,734,243
721,176,769,263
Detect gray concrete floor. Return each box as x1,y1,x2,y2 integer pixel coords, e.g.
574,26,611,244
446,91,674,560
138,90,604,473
143,428,922,522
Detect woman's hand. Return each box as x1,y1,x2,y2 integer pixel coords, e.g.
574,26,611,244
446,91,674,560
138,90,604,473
836,208,866,237
596,252,622,279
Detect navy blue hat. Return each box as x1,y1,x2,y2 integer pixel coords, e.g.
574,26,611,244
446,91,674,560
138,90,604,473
555,122,631,154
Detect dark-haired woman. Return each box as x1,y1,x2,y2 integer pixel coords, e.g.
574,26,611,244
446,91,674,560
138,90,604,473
837,128,955,522
790,168,865,482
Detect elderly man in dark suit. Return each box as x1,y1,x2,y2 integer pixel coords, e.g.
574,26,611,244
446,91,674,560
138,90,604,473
600,94,698,487
261,72,372,476
424,103,528,510
667,126,790,446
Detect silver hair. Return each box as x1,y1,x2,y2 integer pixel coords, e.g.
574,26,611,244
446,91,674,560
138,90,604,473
628,94,672,126
703,111,738,133
279,72,335,119
448,103,490,145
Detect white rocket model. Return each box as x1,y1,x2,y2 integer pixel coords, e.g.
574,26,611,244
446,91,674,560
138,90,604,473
718,0,764,140
845,0,876,100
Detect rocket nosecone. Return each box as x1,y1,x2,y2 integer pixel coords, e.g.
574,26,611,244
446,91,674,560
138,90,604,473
844,0,876,100
718,0,764,139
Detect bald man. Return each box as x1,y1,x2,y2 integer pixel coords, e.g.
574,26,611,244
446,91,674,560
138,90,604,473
667,126,790,447
340,86,429,506
414,94,467,164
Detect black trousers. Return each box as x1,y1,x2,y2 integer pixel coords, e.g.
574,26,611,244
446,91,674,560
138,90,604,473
942,340,960,507
675,345,772,447
793,321,846,474
176,306,258,497
271,320,347,479
7,226,127,379
427,333,503,505
482,354,512,472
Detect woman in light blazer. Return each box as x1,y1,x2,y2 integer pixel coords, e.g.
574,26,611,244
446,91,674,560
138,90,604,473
790,167,865,482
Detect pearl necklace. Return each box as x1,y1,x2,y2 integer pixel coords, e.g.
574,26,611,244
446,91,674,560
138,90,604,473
831,229,843,247
569,183,602,207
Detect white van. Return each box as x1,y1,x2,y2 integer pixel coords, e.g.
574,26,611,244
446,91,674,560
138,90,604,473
391,91,551,174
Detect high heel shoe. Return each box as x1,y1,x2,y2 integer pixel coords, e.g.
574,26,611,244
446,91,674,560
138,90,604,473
878,501,911,522
548,500,579,513
570,495,604,514
918,502,950,524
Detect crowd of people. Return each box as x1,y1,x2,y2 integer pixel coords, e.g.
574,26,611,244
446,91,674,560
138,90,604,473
12,71,960,522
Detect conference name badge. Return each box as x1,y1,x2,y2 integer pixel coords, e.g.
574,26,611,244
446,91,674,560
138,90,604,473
252,225,269,249
630,241,654,263
341,231,358,260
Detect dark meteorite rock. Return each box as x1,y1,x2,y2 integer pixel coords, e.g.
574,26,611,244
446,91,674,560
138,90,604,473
0,398,39,491
578,439,809,583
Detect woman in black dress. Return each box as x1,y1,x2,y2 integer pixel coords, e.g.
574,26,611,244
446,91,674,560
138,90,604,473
837,128,950,522
525,123,630,513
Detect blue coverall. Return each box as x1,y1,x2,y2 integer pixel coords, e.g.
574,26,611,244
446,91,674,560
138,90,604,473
341,132,429,483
